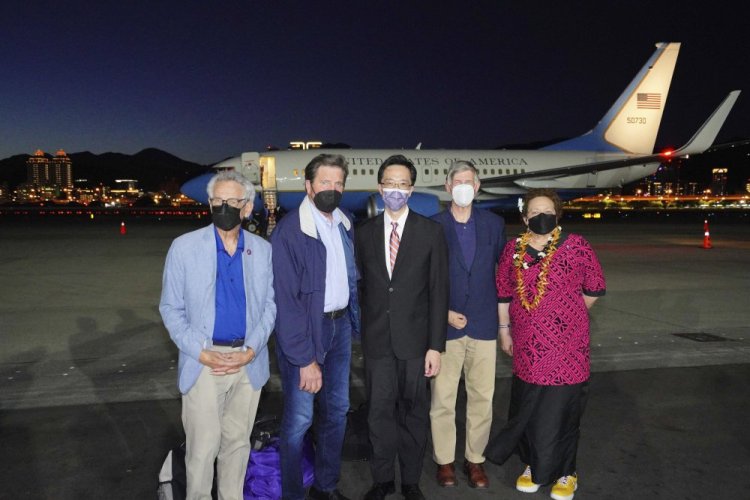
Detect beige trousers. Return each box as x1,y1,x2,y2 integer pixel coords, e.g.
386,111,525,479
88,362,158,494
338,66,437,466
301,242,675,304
430,336,497,464
182,357,262,500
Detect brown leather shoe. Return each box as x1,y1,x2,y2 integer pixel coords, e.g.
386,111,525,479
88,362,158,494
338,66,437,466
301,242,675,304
464,460,489,489
436,463,457,487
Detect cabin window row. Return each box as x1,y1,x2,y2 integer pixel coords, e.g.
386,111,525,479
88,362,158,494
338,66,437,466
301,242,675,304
347,167,526,176
416,168,526,176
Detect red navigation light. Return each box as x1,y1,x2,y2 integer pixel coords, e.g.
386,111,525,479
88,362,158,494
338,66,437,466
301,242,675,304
660,149,674,157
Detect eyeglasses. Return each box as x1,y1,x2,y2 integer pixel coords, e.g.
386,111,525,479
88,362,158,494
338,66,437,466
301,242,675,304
381,180,411,190
209,197,248,209
450,180,475,187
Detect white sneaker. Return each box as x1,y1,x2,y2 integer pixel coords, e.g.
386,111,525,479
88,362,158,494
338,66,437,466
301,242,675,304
550,474,578,500
516,465,541,493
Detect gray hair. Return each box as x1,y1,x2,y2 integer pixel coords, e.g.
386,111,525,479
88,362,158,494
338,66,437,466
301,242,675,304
206,170,256,201
446,160,479,184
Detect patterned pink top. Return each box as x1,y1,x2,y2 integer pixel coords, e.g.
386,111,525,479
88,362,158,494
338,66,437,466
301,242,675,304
496,233,606,385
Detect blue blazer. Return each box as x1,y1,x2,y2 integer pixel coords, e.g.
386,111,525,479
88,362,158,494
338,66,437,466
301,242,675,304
431,207,506,341
159,225,276,394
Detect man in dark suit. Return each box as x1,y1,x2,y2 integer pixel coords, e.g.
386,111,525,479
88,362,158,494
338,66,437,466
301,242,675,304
429,160,506,489
355,155,449,500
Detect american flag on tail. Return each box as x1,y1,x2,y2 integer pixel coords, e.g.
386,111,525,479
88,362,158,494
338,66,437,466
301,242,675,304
637,93,661,109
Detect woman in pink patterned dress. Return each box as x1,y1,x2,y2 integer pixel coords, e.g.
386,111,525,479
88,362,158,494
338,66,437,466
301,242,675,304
486,189,605,500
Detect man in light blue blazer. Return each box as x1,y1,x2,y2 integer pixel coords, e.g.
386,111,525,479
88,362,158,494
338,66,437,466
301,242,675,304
160,170,276,500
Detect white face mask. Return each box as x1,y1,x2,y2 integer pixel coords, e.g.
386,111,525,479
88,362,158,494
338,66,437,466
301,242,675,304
451,183,475,207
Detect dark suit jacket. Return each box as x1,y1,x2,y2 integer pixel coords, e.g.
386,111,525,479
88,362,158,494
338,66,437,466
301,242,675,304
432,207,506,341
355,210,449,360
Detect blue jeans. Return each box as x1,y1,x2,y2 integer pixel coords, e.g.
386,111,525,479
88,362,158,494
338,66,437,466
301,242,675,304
277,315,351,500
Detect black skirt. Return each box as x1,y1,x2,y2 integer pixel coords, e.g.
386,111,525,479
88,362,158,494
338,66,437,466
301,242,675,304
485,376,589,485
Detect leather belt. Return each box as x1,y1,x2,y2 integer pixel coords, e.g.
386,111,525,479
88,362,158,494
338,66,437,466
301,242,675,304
213,338,245,348
323,306,348,320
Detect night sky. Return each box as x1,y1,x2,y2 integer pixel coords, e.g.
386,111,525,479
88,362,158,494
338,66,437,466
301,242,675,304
2,1,747,165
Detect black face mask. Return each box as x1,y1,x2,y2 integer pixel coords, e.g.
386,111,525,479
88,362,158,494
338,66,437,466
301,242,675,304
527,213,558,235
312,189,342,213
211,203,242,231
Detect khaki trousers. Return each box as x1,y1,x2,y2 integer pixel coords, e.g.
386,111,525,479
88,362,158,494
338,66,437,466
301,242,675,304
182,356,262,500
430,336,497,464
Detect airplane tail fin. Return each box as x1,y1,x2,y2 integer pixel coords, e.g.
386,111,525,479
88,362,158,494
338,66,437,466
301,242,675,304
543,42,681,154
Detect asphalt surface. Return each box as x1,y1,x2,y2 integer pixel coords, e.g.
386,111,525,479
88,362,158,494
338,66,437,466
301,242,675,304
1,215,749,499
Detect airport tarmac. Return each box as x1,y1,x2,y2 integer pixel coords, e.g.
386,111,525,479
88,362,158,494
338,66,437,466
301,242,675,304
1,216,749,499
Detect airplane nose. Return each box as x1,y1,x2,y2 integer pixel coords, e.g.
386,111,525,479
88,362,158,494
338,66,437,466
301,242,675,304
181,172,214,204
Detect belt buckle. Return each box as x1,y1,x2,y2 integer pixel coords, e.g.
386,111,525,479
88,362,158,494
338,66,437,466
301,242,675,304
325,307,347,320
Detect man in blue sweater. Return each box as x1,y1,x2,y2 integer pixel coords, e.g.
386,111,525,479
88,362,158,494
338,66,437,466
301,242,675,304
429,161,506,489
270,153,360,500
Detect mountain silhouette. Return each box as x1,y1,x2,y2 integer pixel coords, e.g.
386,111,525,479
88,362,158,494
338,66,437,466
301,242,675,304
0,148,209,193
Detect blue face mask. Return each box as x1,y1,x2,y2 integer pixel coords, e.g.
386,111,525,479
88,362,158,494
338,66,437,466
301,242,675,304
382,188,410,212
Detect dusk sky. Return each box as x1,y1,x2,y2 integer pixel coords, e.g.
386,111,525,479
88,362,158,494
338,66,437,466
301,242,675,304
2,1,747,165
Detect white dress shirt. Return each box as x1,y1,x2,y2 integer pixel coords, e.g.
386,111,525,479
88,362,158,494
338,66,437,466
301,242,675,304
383,207,409,279
311,204,349,312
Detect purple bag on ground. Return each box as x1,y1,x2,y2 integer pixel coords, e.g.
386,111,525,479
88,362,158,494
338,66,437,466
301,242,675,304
244,435,315,499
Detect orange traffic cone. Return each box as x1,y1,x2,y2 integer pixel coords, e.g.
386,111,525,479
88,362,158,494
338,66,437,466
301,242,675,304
120,221,127,235
702,220,712,249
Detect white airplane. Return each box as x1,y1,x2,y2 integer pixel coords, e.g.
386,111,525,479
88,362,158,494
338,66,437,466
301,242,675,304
181,42,740,229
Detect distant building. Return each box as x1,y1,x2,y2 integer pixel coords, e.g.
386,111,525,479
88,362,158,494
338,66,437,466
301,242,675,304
14,182,38,202
26,149,73,190
27,149,51,186
52,149,73,189
111,179,142,204
710,168,728,196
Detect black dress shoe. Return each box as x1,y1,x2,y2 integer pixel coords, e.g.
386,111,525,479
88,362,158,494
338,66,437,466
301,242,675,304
400,484,425,500
307,487,351,500
364,481,395,500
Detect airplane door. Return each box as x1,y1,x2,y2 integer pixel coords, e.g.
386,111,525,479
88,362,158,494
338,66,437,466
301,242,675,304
260,156,277,190
259,155,279,235
586,156,599,188
241,152,260,183
586,171,598,188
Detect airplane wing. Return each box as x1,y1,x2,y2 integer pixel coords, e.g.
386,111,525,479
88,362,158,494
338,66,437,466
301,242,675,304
480,90,740,188
704,137,750,154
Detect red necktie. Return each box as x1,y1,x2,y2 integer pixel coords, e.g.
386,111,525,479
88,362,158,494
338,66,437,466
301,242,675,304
389,221,400,273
